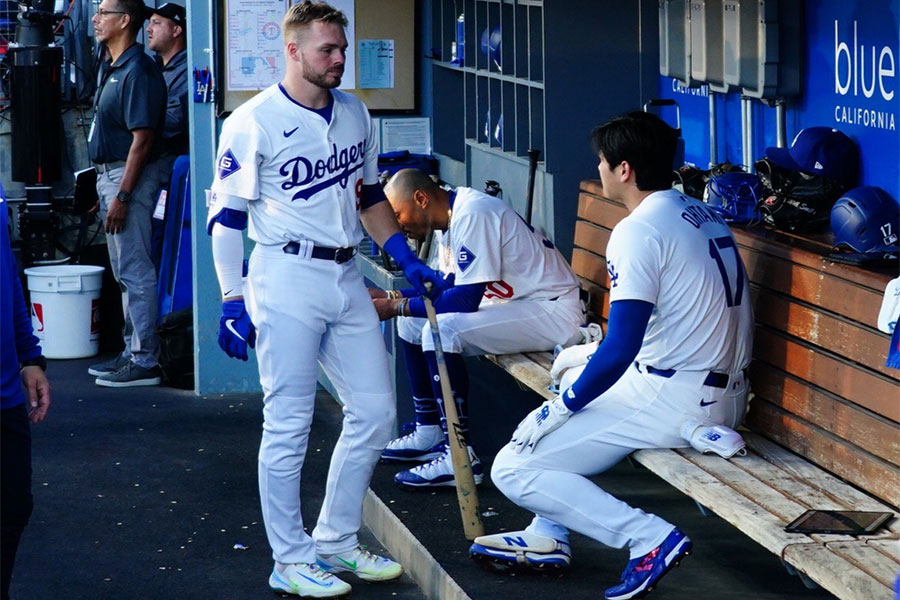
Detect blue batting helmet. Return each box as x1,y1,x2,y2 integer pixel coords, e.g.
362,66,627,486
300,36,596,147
831,186,899,253
480,25,501,69
704,172,764,224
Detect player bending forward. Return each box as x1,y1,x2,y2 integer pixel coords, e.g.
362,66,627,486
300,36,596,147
371,168,586,489
207,3,443,597
470,112,754,600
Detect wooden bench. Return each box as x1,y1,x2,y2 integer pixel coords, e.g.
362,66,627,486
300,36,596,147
486,179,900,600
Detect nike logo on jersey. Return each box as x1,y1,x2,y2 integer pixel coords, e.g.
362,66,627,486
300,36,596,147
224,319,246,341
283,127,299,138
217,149,241,180
109,77,119,83
699,399,718,407
280,140,366,201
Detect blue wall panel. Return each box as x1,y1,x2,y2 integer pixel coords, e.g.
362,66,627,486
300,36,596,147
657,0,899,201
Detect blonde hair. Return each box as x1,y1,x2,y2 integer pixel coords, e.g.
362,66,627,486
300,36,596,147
282,1,348,43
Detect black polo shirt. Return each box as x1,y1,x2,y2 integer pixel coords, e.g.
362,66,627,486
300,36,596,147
158,48,189,156
88,43,166,164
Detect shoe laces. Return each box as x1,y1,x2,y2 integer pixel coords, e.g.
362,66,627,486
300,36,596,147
410,446,449,475
110,361,135,375
352,546,381,565
633,547,660,574
287,563,333,582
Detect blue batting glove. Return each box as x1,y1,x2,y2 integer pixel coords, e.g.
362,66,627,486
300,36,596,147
403,261,445,299
383,232,444,299
218,299,256,361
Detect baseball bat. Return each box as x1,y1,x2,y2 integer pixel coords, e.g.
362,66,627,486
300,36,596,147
422,286,485,541
524,149,541,225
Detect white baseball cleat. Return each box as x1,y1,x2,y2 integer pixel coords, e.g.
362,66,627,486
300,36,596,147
469,529,572,573
394,444,483,489
268,562,351,598
380,423,446,462
317,545,403,582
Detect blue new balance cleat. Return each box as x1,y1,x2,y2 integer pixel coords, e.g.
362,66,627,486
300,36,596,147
605,528,693,600
381,423,446,463
394,444,483,488
469,530,571,573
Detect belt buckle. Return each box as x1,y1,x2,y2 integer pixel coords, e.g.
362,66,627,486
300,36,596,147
334,247,354,264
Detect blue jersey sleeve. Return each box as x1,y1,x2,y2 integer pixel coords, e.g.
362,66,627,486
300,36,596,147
407,282,486,317
563,299,653,411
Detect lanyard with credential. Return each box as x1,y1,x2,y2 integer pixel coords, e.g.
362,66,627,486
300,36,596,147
90,48,120,143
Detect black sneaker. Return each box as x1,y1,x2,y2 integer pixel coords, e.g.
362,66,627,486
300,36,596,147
87,353,130,376
95,362,162,387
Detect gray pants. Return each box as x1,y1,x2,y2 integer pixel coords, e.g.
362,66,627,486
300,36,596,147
96,161,163,368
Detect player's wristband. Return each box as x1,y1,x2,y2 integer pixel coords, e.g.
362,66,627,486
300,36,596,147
21,355,47,371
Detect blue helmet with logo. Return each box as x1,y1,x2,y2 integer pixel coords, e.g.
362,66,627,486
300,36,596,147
480,25,501,70
703,172,764,224
830,186,899,253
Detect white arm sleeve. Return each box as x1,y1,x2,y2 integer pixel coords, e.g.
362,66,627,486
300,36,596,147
211,223,245,300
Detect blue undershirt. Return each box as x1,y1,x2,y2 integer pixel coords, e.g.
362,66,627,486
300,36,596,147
563,299,653,412
278,84,334,123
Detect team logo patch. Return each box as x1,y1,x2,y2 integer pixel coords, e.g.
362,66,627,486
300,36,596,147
217,149,241,180
607,261,619,288
457,245,476,271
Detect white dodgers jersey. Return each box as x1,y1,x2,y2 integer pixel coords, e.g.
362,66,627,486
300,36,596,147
210,85,379,248
606,188,754,373
445,187,579,305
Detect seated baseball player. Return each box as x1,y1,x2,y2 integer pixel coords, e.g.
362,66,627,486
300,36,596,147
369,168,587,489
469,112,754,600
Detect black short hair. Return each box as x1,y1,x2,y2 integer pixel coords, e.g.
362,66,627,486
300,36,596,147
591,111,678,191
116,0,149,36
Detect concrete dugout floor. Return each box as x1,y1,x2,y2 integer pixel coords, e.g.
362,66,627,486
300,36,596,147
12,356,836,600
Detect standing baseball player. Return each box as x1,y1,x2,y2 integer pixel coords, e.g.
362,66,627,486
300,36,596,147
371,169,586,488
470,112,754,600
207,3,443,597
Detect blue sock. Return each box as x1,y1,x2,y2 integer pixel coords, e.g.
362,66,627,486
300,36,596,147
402,340,440,426
424,351,471,446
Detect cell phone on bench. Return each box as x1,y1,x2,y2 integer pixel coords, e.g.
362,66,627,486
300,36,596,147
784,510,894,535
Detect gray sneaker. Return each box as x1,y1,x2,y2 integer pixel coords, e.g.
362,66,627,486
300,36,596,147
87,353,130,376
95,362,162,387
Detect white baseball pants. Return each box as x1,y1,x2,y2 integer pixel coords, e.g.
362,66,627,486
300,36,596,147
397,290,584,355
246,244,396,564
492,362,747,559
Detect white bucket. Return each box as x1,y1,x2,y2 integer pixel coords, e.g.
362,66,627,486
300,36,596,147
24,265,105,359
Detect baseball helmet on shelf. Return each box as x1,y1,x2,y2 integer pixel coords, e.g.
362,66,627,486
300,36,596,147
830,186,899,253
703,171,764,224
480,25,501,70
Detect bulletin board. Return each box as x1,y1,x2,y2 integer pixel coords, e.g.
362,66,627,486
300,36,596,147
218,0,416,115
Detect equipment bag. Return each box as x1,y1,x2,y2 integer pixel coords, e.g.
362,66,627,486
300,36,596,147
755,157,847,233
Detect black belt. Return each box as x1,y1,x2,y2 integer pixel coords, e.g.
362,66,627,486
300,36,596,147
636,362,732,389
283,241,357,264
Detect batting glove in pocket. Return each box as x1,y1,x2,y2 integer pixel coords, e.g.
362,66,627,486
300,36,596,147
218,299,257,361
510,396,572,454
